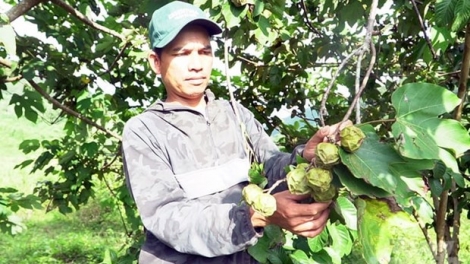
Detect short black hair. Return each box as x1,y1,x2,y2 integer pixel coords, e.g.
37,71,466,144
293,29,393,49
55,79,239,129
153,48,163,59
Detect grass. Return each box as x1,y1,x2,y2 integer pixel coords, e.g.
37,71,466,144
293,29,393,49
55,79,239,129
1,83,469,263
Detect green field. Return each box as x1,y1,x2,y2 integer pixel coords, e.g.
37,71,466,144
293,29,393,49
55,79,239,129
0,83,469,264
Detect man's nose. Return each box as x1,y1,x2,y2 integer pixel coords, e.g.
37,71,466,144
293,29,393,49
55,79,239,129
188,53,203,71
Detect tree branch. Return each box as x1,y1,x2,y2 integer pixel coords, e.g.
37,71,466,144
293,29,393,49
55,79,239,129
318,48,359,127
436,191,448,264
5,0,47,22
0,57,12,68
50,0,126,42
319,0,378,128
454,23,470,121
410,0,437,59
298,0,322,37
27,79,122,140
1,75,22,83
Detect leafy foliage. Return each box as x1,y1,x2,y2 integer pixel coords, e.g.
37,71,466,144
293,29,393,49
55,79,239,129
1,0,470,263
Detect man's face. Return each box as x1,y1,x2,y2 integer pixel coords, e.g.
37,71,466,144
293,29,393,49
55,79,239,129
149,24,214,106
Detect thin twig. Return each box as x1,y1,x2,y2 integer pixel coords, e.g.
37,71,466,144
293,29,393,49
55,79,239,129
27,79,122,140
100,171,130,235
0,58,122,140
355,52,363,123
413,209,438,262
1,75,22,82
337,0,378,132
318,48,360,127
410,0,437,59
267,179,286,194
320,0,379,129
99,42,131,76
340,37,377,127
50,0,126,41
299,0,322,36
224,37,257,163
0,57,12,68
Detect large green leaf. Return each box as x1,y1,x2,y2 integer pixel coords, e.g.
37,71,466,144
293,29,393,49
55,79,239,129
356,198,416,264
340,124,431,202
435,0,457,27
391,83,470,159
334,165,391,198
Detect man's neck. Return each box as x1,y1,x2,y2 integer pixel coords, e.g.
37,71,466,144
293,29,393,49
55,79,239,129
165,95,207,109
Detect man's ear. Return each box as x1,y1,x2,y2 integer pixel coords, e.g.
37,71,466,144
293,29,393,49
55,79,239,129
148,50,161,74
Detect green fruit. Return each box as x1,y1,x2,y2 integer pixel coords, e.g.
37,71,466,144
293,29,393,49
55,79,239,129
242,184,263,205
340,125,366,153
311,184,338,202
287,167,311,195
315,142,340,167
253,193,277,217
306,167,333,192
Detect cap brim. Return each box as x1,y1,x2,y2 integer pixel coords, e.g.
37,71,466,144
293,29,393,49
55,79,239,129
154,18,222,49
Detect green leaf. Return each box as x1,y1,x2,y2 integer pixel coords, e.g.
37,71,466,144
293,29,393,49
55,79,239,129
253,0,265,17
310,249,333,264
248,162,267,188
334,164,391,198
451,0,470,30
338,1,364,27
322,247,342,264
306,228,328,252
290,250,315,264
340,125,429,198
327,223,353,257
391,83,470,159
452,172,466,188
221,2,246,28
333,196,357,230
356,198,415,264
435,0,457,27
0,13,9,24
18,139,41,154
433,160,447,179
0,25,16,55
257,15,270,37
429,177,444,196
247,225,284,263
410,196,434,224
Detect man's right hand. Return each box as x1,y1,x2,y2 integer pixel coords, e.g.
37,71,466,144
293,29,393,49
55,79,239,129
250,190,331,238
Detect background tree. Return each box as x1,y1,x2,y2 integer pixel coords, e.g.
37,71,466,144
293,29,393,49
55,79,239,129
1,0,470,263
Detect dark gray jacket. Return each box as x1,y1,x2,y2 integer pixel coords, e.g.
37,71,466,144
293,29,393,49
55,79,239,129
122,90,303,263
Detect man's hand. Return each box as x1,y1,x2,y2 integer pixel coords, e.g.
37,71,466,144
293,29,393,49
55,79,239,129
250,190,331,238
303,120,353,162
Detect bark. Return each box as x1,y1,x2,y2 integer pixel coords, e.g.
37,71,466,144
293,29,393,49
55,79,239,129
5,0,47,22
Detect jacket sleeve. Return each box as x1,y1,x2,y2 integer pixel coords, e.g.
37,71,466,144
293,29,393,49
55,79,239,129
236,103,305,188
122,117,260,258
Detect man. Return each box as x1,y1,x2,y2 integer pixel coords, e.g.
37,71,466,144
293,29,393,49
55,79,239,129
122,1,347,263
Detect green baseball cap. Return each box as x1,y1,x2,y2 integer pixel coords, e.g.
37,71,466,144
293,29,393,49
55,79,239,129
148,1,222,49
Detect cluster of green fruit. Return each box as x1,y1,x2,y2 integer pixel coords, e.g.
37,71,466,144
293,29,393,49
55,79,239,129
242,125,366,217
